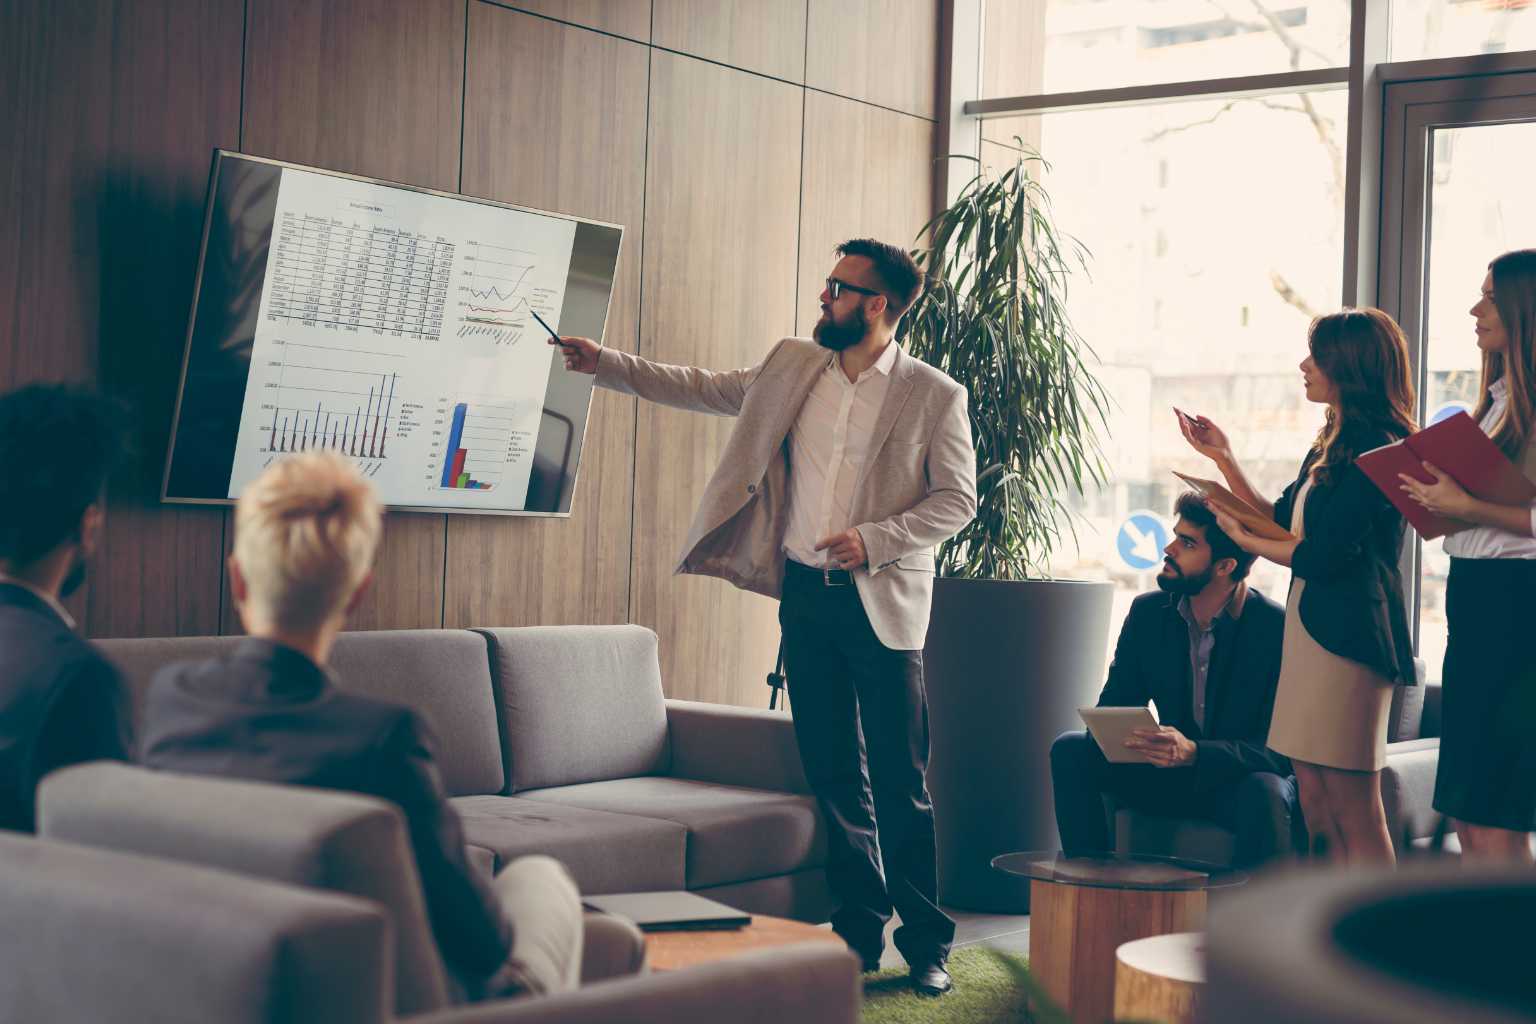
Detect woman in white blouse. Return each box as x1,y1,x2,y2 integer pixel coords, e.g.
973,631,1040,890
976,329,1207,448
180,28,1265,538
1399,249,1536,863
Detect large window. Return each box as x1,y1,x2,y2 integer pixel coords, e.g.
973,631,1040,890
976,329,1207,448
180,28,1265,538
978,1,1348,657
1417,120,1536,679
981,93,1343,637
1391,0,1536,61
983,0,1353,95
970,0,1536,678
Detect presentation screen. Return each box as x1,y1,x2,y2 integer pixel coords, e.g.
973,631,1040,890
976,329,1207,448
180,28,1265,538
162,150,621,516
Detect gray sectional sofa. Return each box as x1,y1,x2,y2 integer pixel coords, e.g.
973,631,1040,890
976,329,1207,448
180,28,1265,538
99,625,835,923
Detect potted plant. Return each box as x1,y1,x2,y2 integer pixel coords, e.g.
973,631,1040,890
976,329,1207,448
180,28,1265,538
906,148,1116,912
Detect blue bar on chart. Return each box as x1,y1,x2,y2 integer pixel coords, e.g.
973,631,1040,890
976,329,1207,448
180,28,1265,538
440,402,468,487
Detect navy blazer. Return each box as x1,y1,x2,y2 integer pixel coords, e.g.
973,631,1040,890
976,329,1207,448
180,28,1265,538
0,583,130,832
139,638,512,988
1098,586,1291,788
1273,430,1417,685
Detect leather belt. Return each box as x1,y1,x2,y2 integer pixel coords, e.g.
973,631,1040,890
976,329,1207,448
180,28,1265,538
785,559,853,587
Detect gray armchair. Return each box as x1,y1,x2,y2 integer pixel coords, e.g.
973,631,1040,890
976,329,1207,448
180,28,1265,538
0,831,390,1024
35,763,860,1024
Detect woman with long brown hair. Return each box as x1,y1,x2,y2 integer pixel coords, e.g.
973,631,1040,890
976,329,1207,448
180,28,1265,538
1399,250,1536,863
1179,309,1418,863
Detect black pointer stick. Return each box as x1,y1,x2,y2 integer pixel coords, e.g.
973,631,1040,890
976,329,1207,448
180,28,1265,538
529,308,561,343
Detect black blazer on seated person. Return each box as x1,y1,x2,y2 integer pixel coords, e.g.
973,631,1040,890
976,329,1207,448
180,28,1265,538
138,637,512,988
1273,428,1417,686
0,583,131,832
1098,585,1291,788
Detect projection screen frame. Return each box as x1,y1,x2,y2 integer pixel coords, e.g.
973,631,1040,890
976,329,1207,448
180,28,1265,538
160,148,622,518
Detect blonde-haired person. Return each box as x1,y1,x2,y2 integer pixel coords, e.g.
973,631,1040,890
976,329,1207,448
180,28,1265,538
1179,309,1419,864
1399,250,1536,863
140,452,592,998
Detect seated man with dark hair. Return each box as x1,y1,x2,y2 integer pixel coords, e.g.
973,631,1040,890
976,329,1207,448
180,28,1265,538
1050,492,1301,867
0,384,132,833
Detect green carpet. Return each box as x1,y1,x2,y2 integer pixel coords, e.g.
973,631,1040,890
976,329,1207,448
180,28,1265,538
859,947,1070,1024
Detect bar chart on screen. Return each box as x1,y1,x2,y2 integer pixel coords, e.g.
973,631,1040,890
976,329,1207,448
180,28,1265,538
229,337,426,494
433,396,535,495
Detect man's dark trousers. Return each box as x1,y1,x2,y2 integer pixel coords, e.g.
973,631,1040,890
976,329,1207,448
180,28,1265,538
779,560,955,966
1050,731,1302,868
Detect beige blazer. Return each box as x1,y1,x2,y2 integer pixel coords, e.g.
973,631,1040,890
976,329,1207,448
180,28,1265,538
595,337,977,650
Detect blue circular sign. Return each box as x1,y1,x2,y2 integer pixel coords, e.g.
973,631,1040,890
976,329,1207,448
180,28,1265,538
1429,401,1472,427
1116,511,1170,572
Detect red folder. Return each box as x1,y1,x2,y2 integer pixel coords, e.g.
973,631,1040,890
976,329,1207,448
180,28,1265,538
1355,412,1536,540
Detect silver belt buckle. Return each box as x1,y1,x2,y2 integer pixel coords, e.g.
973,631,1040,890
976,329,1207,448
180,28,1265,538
823,565,848,587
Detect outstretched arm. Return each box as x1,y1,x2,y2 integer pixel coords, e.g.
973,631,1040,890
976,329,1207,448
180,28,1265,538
552,335,775,417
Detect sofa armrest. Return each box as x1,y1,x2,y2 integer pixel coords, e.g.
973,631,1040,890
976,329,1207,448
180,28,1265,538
420,945,859,1024
1420,683,1443,739
663,699,810,794
1383,738,1441,846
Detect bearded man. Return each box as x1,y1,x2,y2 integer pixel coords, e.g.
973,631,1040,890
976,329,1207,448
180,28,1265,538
1048,492,1301,868
552,238,976,996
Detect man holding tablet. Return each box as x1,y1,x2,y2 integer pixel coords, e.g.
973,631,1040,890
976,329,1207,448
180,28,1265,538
1050,493,1300,868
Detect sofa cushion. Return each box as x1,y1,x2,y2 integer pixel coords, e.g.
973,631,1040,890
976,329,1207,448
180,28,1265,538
328,630,504,797
1383,738,1442,843
517,777,825,889
100,630,505,798
452,795,686,894
474,626,669,792
100,635,241,708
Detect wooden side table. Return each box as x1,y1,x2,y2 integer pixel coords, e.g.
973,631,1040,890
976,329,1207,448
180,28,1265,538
1114,931,1204,1023
1030,879,1205,1024
641,914,848,972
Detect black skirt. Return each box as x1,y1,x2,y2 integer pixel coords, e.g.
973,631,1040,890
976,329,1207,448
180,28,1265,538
1433,557,1536,830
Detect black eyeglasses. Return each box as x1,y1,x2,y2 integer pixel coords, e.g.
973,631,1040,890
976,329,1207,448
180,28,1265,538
826,277,881,300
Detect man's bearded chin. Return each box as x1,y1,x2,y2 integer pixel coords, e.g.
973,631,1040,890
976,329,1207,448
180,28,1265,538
1155,562,1212,597
60,552,88,599
814,308,866,351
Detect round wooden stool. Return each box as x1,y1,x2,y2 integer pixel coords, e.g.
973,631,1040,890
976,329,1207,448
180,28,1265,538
1114,931,1204,1023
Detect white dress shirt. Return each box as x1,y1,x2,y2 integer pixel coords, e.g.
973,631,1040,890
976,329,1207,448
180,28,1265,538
782,341,899,567
1443,378,1536,559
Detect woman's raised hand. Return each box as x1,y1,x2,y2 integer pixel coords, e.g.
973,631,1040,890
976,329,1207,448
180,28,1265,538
1175,408,1233,464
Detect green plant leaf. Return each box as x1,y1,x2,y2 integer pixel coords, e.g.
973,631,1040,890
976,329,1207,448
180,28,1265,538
909,146,1108,580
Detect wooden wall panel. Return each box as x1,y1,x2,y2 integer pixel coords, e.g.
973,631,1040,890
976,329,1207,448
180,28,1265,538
239,0,468,631
634,53,802,705
445,4,647,628
0,1,239,635
806,0,940,119
499,0,652,41
0,1,114,625
796,92,935,335
0,1,112,388
652,0,806,82
90,0,244,638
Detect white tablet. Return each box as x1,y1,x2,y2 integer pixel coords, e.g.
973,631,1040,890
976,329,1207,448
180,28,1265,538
1078,706,1160,764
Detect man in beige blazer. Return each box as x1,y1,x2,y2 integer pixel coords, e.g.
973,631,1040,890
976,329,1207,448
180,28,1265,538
553,239,976,996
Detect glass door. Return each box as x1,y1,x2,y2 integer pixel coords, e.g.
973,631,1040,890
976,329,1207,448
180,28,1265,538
1379,71,1536,682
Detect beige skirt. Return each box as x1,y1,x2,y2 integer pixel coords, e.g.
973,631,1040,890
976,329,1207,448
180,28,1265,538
1267,576,1393,772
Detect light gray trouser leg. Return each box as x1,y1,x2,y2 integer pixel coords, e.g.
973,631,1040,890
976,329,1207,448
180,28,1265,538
580,912,648,984
488,855,584,997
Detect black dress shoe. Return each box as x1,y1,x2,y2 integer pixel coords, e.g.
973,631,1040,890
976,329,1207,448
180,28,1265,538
910,961,953,996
